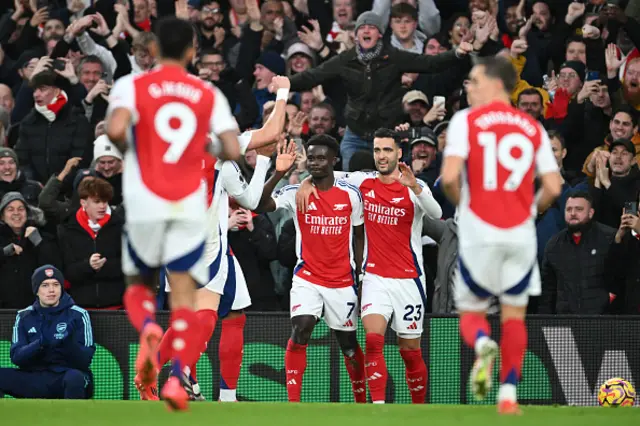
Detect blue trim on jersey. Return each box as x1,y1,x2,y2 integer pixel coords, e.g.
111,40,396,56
335,180,362,202
218,255,237,319
504,263,534,296
293,260,305,276
410,246,424,278
413,277,427,305
166,242,205,273
208,227,224,279
458,256,493,299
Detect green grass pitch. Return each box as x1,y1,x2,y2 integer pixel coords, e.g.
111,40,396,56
1,400,638,426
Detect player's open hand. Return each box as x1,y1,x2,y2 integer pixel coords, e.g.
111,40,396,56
275,138,297,172
393,162,420,192
295,176,319,213
268,75,291,93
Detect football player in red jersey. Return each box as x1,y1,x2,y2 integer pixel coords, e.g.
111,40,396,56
256,135,368,403
106,16,242,411
441,56,562,414
296,129,442,405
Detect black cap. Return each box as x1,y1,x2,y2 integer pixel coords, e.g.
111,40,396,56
559,61,586,82
610,138,637,155
410,127,437,147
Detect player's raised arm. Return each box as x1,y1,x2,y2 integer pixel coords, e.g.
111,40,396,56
441,110,469,206
394,163,442,219
535,129,563,212
105,75,137,153
209,86,241,161
255,139,298,213
246,76,290,151
221,140,279,211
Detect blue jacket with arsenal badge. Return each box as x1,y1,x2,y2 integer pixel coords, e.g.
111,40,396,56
10,293,95,373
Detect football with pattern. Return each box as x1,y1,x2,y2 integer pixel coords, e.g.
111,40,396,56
598,378,636,407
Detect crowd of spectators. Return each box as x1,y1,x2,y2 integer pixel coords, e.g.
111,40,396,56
0,0,639,316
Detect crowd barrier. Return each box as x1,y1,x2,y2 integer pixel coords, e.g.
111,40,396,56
0,311,638,405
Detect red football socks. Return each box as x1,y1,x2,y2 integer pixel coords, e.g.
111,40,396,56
364,333,387,403
187,309,218,380
285,339,307,402
343,345,367,403
460,313,491,349
169,308,202,376
400,348,427,404
157,326,174,367
124,285,156,333
500,319,527,386
219,314,246,396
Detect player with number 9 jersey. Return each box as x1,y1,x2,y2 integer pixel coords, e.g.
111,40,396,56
105,16,243,411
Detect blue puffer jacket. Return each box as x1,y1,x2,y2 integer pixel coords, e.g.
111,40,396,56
10,293,95,373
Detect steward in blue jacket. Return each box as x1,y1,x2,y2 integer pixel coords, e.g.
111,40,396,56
0,264,96,399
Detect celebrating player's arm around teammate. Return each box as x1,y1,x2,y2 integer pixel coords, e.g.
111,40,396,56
255,135,367,403
105,16,245,411
150,75,293,403
440,56,562,415
297,128,442,404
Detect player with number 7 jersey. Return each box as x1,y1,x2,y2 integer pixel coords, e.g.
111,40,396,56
105,17,261,411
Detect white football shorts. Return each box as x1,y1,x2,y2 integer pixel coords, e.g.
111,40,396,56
290,276,358,331
454,241,541,311
122,219,208,285
360,272,427,338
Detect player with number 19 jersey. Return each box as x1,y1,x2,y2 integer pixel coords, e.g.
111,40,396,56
108,65,238,285
444,101,558,309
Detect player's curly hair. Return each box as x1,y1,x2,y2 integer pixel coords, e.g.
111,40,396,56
305,134,340,157
78,176,114,203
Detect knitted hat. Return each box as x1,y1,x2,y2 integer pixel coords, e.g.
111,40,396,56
73,168,97,192
286,41,316,64
93,135,123,161
559,61,586,82
256,50,286,76
31,264,65,295
355,11,383,34
0,147,18,165
0,191,26,214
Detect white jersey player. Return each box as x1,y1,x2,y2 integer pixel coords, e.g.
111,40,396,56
440,56,562,414
155,76,292,403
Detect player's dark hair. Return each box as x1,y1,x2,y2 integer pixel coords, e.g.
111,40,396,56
476,55,517,94
374,128,401,146
78,177,114,203
567,189,593,207
612,105,638,128
517,88,543,105
154,17,195,61
547,130,566,149
390,3,418,21
305,134,340,157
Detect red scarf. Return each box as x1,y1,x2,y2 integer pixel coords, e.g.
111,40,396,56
76,206,111,239
34,90,68,122
137,19,151,32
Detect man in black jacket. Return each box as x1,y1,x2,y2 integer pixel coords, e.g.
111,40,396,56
540,190,617,314
289,11,477,170
14,70,90,185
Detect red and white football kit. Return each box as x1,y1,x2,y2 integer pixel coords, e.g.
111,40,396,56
272,180,363,331
340,172,442,337
107,64,238,284
444,101,558,310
